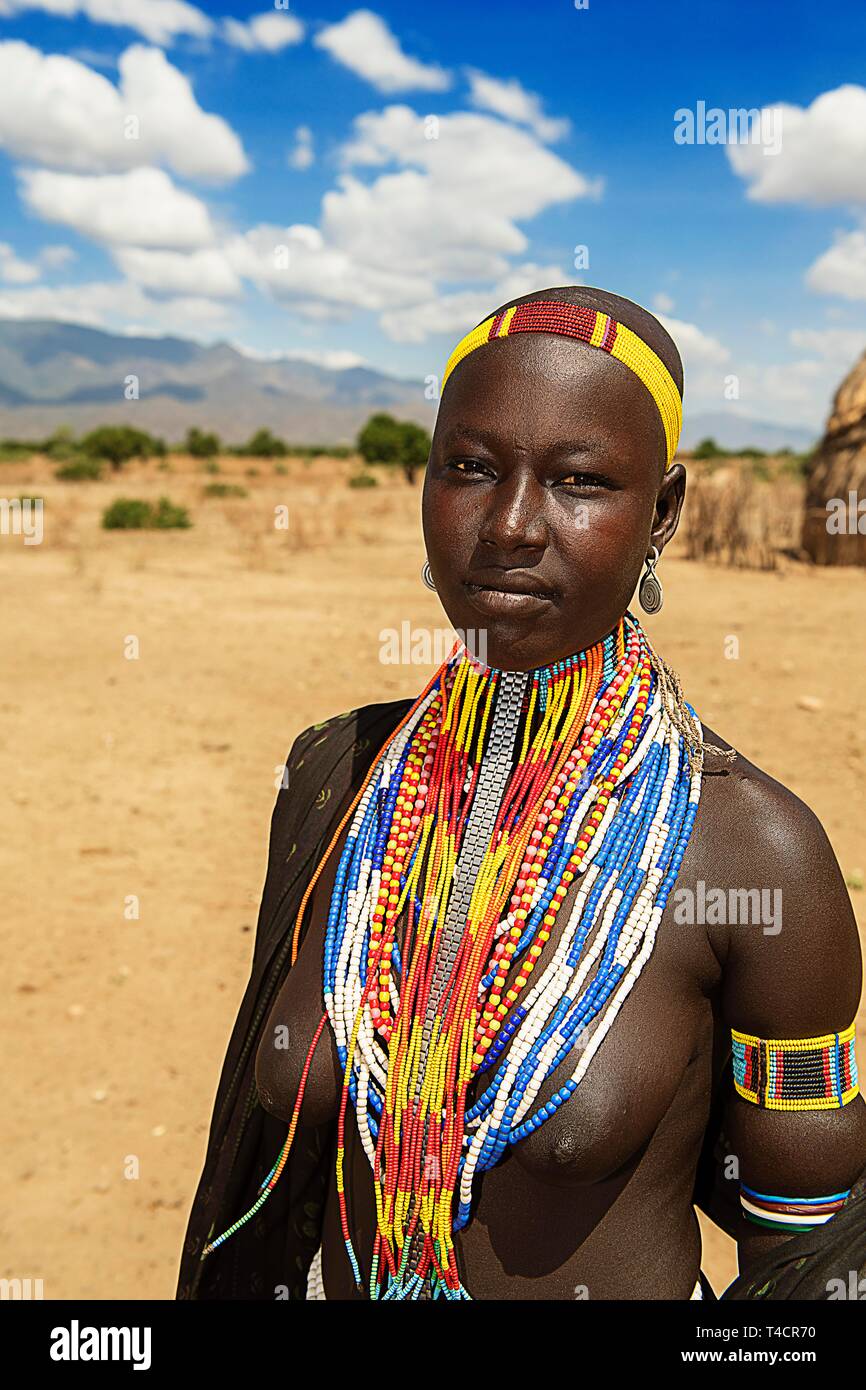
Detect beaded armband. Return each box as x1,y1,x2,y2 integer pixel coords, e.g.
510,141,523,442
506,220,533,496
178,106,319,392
739,1183,852,1233
731,1024,859,1111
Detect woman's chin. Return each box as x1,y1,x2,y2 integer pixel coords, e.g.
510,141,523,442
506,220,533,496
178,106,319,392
465,627,558,674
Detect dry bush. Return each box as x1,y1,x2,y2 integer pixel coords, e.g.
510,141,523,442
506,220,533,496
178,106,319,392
680,468,805,570
43,497,82,551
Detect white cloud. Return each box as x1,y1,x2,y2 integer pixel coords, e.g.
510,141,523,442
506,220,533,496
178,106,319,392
715,327,865,430
314,10,450,94
0,0,212,47
735,358,841,431
290,349,369,369
0,242,40,283
806,228,866,301
789,326,866,363
379,263,572,343
641,315,733,421
657,314,730,367
324,169,525,283
0,240,78,282
233,342,370,370
665,318,861,432
112,244,242,296
464,69,568,142
653,291,675,313
202,108,600,339
339,106,600,211
0,277,231,333
222,222,433,316
67,46,117,68
288,125,314,170
19,166,216,248
328,106,600,287
0,0,312,52
40,244,77,268
0,41,248,180
1,65,603,350
222,12,304,52
727,85,866,205
648,314,839,436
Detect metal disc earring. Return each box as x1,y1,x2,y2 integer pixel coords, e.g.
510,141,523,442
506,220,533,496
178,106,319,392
638,545,663,614
422,560,437,592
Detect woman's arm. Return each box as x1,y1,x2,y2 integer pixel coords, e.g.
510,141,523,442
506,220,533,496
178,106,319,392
718,775,866,1280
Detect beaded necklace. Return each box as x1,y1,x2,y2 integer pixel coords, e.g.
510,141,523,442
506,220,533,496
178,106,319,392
201,610,703,1299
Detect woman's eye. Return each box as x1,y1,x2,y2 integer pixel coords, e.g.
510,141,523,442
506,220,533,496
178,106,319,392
558,472,608,489
447,457,490,475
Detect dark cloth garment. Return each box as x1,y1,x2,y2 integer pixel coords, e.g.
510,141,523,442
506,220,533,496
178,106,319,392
721,1167,866,1300
176,700,411,1300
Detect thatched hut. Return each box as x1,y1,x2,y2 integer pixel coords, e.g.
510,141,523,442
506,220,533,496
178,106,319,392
802,349,866,564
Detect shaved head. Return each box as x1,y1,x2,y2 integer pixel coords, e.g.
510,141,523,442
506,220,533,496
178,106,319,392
479,284,684,397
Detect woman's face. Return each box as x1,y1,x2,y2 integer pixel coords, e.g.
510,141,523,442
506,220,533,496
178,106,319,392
422,332,686,672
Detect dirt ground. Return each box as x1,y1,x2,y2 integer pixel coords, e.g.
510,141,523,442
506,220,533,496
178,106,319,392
2,451,864,1300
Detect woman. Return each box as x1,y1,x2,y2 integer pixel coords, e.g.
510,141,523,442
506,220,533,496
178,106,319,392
176,286,866,1301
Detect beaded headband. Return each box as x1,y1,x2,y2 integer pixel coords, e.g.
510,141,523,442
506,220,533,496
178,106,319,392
442,299,683,467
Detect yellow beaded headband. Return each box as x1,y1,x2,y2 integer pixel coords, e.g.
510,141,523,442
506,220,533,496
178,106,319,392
442,299,683,467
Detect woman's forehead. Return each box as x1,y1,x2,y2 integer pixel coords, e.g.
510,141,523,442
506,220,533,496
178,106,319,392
436,333,665,452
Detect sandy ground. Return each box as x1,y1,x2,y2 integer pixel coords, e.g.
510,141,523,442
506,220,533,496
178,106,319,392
2,451,864,1300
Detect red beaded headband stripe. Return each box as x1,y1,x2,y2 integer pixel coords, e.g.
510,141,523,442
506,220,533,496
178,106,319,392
442,300,683,468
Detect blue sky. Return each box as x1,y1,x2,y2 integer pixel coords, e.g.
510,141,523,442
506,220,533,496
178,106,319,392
0,0,865,433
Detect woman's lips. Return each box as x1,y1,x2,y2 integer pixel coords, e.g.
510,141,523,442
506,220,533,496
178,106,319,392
462,580,556,617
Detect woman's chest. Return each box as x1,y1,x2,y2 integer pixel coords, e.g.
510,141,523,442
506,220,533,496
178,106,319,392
264,813,720,1187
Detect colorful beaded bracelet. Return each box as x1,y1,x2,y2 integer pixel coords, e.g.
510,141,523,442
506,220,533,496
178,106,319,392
441,300,683,467
732,1024,859,1111
739,1182,851,1234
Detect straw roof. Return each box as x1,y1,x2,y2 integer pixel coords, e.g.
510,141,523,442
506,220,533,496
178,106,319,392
802,349,866,564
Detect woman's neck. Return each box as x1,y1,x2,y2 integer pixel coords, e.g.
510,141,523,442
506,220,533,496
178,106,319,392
455,611,634,681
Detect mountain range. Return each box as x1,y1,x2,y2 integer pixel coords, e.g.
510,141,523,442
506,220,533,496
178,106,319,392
0,319,433,445
0,319,816,453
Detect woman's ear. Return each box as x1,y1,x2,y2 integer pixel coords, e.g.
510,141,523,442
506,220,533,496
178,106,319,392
650,462,687,551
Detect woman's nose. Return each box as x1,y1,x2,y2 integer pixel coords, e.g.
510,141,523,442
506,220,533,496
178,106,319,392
477,470,548,554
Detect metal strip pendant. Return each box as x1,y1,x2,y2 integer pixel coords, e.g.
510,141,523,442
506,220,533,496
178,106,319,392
406,669,529,1295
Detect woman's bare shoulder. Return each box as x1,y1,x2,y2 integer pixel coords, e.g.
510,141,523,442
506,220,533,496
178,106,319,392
694,722,861,1030
697,719,830,853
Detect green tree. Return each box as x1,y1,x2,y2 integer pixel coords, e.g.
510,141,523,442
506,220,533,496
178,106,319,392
357,414,431,485
81,425,162,471
358,413,403,466
693,437,725,460
42,425,77,460
185,426,220,459
243,427,287,457
397,420,431,486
